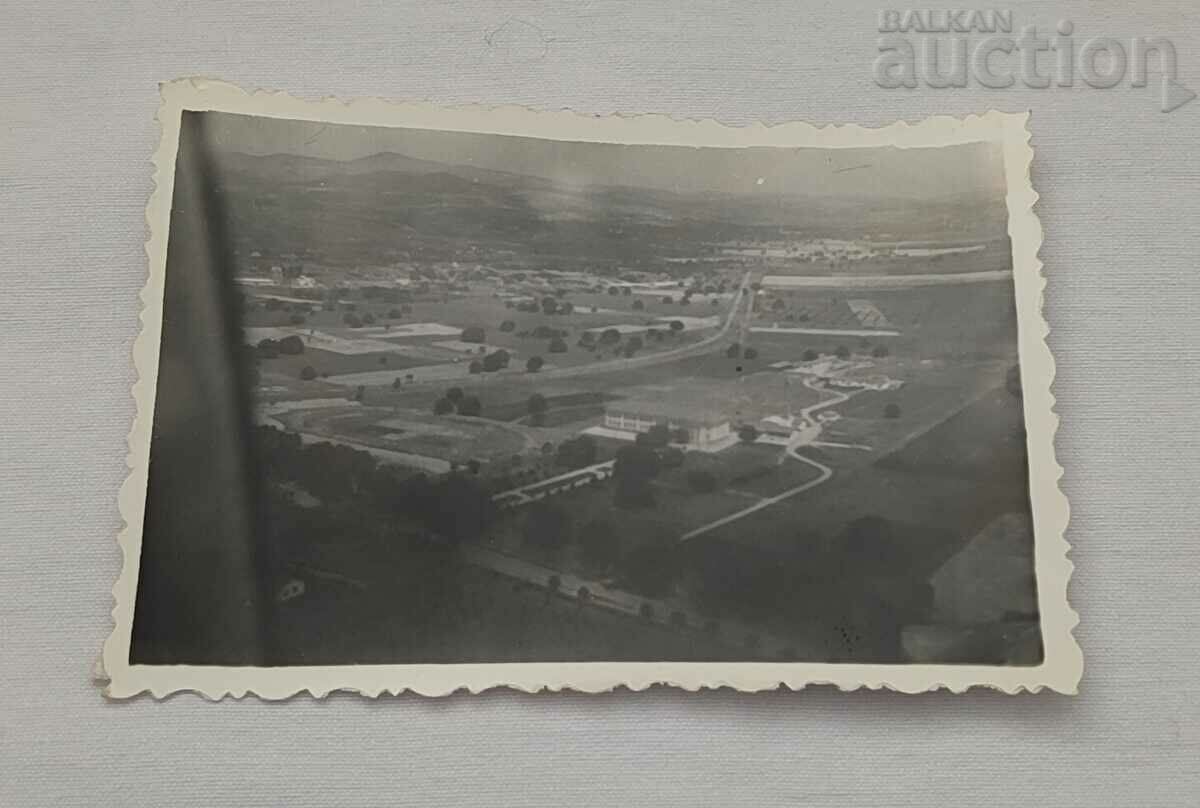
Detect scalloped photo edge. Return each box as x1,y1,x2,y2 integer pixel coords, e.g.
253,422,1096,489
101,78,1080,699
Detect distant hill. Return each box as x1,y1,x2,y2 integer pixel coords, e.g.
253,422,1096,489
205,149,1009,267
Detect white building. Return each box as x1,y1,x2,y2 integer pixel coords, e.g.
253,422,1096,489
602,400,731,448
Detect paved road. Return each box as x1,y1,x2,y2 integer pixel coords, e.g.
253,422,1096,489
461,543,809,658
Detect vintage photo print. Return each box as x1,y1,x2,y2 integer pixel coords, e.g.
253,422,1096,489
103,79,1080,697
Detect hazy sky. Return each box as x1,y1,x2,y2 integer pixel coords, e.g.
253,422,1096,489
201,111,1007,200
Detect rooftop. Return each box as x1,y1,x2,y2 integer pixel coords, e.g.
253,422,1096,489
605,396,729,427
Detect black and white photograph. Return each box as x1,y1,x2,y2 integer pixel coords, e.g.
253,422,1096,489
104,81,1077,697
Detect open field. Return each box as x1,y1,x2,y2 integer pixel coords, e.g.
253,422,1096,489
705,382,1031,553
751,279,1019,359
258,346,433,378
285,406,536,464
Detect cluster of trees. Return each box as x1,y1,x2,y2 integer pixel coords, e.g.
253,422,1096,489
341,311,377,328
513,296,576,315
256,335,305,359
253,424,495,544
468,348,511,375
555,434,598,469
612,442,662,508
433,386,483,417
519,504,678,597
724,343,760,360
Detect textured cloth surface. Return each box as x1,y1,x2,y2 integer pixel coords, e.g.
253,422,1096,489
1,2,1198,806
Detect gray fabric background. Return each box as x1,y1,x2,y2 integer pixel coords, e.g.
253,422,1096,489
2,2,1198,805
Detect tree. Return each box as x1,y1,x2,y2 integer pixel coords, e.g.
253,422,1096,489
622,286,633,296
354,385,366,402
579,519,619,570
457,395,483,417
388,307,402,319
626,336,644,353
499,320,516,332
392,377,403,390
608,286,620,296
555,435,597,469
445,387,465,404
558,301,574,315
612,443,660,507
540,296,558,315
527,393,548,424
288,313,307,326
433,397,454,415
883,403,901,419
579,331,596,348
299,365,317,381
642,423,671,449
726,343,741,359
660,446,685,468
687,469,718,493
468,360,484,374
672,427,690,445
600,328,621,345
548,336,568,353
668,320,685,333
743,347,759,360
662,295,673,304
802,349,820,362
461,325,486,343
772,298,786,312
872,344,890,358
256,338,280,359
526,355,545,373
481,349,510,372
343,312,363,328
738,425,759,443
362,312,376,325
834,345,851,359
679,296,691,306
632,299,645,311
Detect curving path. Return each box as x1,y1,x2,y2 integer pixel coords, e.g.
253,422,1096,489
677,378,851,542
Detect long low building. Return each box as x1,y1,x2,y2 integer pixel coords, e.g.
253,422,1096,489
603,399,731,448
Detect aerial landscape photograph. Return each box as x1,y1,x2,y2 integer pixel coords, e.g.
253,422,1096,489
130,109,1043,669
